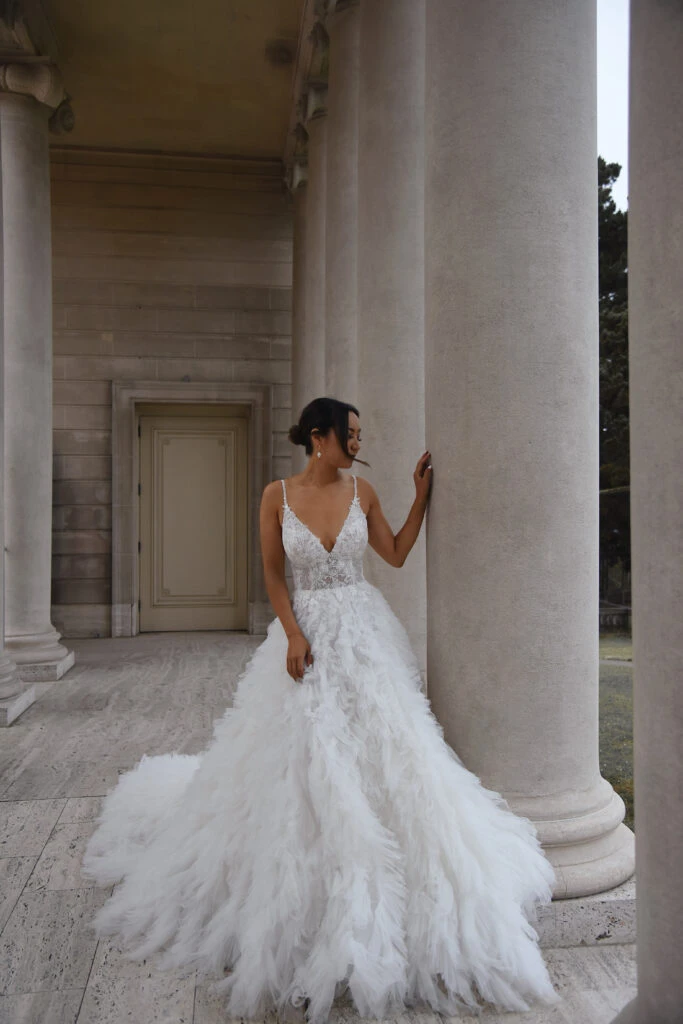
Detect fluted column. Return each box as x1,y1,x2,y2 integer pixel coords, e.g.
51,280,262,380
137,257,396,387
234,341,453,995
323,0,359,404
357,0,426,675
424,0,634,897
0,70,75,681
612,3,683,1021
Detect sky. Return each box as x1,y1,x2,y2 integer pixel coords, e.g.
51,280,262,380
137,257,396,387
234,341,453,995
597,0,630,210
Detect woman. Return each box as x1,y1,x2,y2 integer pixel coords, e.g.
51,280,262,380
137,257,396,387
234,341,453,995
82,396,560,1022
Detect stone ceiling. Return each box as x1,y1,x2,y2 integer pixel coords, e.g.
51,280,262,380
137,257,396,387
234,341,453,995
43,0,304,160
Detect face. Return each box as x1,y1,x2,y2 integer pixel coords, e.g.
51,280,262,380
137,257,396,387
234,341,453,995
314,411,362,467
345,412,362,463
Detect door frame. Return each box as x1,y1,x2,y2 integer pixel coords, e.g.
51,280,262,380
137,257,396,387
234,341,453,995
111,381,273,638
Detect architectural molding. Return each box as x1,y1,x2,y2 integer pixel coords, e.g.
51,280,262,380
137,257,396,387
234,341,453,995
305,80,328,122
0,58,64,107
49,144,285,188
290,161,308,191
111,381,274,639
0,0,60,62
0,2,69,128
283,0,329,181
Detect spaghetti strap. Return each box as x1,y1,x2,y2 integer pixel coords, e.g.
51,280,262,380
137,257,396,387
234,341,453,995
280,478,289,509
352,474,357,500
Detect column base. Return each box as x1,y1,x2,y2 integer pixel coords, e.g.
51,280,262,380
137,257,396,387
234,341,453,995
5,628,76,682
509,777,636,898
0,684,37,726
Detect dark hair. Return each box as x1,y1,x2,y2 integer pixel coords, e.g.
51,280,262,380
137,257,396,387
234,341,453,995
288,396,369,466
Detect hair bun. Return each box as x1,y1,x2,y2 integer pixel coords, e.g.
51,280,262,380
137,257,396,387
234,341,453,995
288,423,306,446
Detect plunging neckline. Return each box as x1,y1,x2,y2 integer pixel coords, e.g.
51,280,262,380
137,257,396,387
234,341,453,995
283,480,358,556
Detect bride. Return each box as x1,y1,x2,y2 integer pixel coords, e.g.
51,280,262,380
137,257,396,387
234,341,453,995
82,396,560,1022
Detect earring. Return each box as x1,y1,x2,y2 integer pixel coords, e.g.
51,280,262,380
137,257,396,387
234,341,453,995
317,450,322,459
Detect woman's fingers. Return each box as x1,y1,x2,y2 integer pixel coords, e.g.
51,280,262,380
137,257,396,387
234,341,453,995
287,646,313,681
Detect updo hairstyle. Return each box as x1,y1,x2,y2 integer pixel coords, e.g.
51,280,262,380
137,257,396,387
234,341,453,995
288,396,368,465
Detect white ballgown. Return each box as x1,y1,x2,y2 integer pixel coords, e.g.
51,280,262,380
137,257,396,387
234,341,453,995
82,473,560,1022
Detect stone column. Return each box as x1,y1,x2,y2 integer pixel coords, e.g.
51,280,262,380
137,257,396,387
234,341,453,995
290,169,309,474
424,0,633,897
612,3,683,1021
357,0,426,675
0,68,75,681
323,0,359,404
299,87,328,423
0,103,33,725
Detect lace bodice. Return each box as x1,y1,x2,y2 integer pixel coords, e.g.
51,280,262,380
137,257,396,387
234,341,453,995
281,475,368,591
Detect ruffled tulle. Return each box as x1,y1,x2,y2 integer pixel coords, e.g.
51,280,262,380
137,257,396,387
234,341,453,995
82,579,560,1022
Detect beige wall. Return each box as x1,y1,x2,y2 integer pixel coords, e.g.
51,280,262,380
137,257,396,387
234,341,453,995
49,150,293,638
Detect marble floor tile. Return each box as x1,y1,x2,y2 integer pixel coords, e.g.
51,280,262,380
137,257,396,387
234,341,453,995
0,987,83,1024
0,856,38,932
0,799,66,857
1,761,133,802
192,979,280,1024
77,938,195,1024
0,887,109,995
24,822,97,893
58,797,104,825
543,944,637,995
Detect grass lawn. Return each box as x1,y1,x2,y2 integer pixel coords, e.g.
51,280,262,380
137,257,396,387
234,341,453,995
599,632,633,830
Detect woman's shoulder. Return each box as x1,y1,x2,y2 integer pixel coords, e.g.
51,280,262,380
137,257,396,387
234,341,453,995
261,478,286,507
354,473,375,497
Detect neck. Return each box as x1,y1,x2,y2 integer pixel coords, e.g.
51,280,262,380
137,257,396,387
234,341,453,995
300,459,346,488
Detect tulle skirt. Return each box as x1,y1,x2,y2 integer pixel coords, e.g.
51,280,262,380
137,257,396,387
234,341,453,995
81,579,560,1022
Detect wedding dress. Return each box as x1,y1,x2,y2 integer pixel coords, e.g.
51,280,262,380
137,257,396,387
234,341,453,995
82,473,560,1022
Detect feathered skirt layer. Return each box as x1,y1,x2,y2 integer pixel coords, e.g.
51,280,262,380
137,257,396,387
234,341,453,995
82,580,559,1022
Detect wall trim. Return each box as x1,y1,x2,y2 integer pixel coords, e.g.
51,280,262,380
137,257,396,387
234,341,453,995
111,380,273,638
49,144,285,188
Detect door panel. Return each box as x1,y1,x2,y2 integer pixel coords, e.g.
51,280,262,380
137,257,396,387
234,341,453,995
139,414,248,631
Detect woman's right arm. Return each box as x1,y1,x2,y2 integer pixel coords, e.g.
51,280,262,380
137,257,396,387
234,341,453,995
259,481,313,681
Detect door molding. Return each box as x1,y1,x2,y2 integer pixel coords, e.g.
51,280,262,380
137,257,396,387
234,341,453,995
111,380,273,637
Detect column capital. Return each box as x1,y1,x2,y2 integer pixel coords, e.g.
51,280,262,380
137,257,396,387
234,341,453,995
0,59,64,108
304,79,328,122
324,0,360,28
0,3,74,130
286,161,308,193
284,0,329,180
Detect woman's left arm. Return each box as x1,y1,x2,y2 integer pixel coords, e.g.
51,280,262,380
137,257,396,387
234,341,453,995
363,451,432,568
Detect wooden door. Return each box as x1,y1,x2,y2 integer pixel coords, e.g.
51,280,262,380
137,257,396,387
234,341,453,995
138,411,248,631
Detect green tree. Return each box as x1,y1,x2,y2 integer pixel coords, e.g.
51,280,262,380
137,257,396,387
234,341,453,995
598,157,630,587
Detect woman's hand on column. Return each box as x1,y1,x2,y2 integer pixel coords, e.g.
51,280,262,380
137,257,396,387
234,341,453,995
414,450,433,504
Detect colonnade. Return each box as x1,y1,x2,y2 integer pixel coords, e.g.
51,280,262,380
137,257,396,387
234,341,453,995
289,0,683,1016
288,0,635,904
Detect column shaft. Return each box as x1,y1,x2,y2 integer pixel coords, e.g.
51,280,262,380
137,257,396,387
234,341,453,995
357,0,426,673
1,92,74,680
324,0,359,404
424,0,633,896
297,111,327,422
0,104,34,723
613,2,683,1020
291,182,309,473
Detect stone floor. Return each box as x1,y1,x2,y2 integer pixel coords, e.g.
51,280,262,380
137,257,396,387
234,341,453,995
0,633,637,1024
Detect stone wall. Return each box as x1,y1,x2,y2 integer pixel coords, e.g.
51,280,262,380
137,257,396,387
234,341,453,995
49,150,293,638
